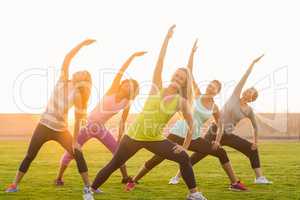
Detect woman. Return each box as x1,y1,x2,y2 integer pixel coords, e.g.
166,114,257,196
126,40,247,192
6,39,96,200
91,25,207,200
192,54,272,184
54,51,146,189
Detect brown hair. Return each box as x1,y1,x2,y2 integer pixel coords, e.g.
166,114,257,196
120,79,139,99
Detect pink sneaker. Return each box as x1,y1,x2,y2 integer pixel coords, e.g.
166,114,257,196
229,181,248,191
5,183,18,193
54,179,64,186
125,181,136,192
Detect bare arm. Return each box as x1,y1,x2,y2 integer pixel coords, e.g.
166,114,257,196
60,39,96,81
117,106,131,143
107,51,147,95
211,105,223,150
249,108,258,144
73,89,90,149
149,25,175,95
187,39,201,97
173,98,193,153
233,54,264,96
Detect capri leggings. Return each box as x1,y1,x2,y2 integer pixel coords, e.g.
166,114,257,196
19,123,87,173
144,134,230,171
190,123,261,169
60,121,117,166
92,135,196,190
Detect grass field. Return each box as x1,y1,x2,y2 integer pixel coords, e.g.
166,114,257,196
0,139,299,200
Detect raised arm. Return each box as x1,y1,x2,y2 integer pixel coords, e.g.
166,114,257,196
149,25,175,95
187,39,201,97
60,39,96,81
107,51,146,95
233,54,264,96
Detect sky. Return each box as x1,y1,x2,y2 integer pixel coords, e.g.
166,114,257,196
0,0,298,114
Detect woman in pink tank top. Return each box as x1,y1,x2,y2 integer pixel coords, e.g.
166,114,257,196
55,51,146,189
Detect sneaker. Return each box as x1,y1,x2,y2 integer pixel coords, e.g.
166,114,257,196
169,176,180,185
54,179,64,186
93,188,103,194
5,183,18,193
83,186,94,200
254,176,273,184
186,192,207,200
125,181,136,192
121,176,133,184
229,181,247,191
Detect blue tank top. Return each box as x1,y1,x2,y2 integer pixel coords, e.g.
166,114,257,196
170,95,213,140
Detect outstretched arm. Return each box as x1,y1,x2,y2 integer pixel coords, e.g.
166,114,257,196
117,106,131,143
107,51,146,95
60,39,96,81
233,54,264,96
149,25,175,95
187,39,201,97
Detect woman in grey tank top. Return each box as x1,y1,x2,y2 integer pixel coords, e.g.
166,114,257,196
6,39,97,199
193,54,272,185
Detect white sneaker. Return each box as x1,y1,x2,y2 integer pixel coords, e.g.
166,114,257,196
254,176,273,184
169,176,180,185
83,186,95,200
186,192,208,200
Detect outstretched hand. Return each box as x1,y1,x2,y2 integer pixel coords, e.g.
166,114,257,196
132,51,147,57
192,39,198,53
167,25,176,38
81,39,96,46
252,54,264,64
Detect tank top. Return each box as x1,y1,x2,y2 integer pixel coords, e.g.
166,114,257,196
88,94,129,124
40,81,75,132
170,95,213,140
127,89,179,141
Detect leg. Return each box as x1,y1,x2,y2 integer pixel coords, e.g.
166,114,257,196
94,127,130,179
15,123,50,185
189,138,238,184
56,128,91,181
144,140,198,193
133,134,182,183
91,135,142,190
55,130,90,186
222,134,261,177
133,154,166,183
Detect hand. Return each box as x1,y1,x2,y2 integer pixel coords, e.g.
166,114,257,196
251,143,258,150
167,25,176,38
252,54,264,64
81,39,96,46
132,51,147,57
172,144,186,154
192,39,198,53
211,141,220,150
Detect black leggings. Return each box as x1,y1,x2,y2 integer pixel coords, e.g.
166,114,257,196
144,134,229,172
92,135,196,190
19,123,88,173
190,124,260,169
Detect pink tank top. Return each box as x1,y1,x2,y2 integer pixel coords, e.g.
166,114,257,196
88,94,129,124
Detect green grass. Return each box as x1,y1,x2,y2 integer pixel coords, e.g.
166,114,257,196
0,140,299,200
